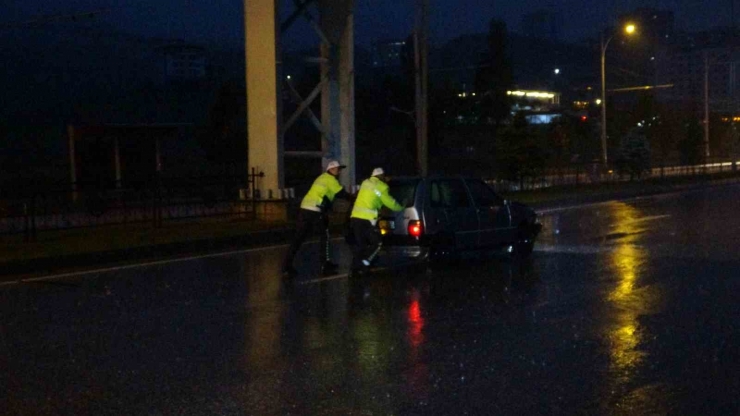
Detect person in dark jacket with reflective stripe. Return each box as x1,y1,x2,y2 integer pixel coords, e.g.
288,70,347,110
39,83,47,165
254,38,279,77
282,160,352,277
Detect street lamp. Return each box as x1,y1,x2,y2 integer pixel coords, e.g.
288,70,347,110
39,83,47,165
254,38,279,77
600,23,637,167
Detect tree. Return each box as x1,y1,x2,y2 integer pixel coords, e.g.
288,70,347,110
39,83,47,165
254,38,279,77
678,119,704,165
547,115,597,165
614,128,651,180
475,19,513,127
198,80,246,172
495,113,547,186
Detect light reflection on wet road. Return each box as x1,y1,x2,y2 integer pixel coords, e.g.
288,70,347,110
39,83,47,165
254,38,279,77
2,186,740,415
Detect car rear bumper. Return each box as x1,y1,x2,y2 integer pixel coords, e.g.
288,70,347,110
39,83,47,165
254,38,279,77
383,245,428,259
381,235,429,259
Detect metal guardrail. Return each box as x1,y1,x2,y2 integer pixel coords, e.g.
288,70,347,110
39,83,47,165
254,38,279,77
485,158,740,193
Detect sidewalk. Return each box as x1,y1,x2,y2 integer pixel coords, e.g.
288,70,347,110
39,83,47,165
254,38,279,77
2,173,739,279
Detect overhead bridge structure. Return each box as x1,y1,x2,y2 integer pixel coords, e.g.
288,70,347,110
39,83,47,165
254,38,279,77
244,0,356,196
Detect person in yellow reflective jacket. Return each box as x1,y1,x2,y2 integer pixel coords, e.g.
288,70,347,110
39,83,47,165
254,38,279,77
350,167,404,273
282,160,352,277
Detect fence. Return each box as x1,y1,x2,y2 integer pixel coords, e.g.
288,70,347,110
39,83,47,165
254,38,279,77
4,158,740,241
485,157,740,193
0,171,299,241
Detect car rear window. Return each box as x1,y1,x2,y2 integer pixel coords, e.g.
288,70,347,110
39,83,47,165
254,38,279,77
387,179,418,208
430,179,470,208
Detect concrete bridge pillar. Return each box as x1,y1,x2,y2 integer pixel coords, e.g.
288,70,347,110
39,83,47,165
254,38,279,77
244,0,282,194
244,0,355,198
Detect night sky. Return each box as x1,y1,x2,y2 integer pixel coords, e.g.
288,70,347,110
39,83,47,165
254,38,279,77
2,0,737,49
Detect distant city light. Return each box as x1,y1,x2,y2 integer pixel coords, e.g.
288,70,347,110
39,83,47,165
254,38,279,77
595,98,602,105
507,90,555,98
286,75,291,80
554,68,560,74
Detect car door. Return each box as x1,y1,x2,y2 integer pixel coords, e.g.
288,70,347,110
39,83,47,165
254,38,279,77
428,178,479,250
464,179,513,247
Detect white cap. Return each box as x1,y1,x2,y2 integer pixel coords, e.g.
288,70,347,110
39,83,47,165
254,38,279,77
325,160,346,171
371,167,384,177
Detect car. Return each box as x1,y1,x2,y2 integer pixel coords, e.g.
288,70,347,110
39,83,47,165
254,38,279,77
377,175,542,262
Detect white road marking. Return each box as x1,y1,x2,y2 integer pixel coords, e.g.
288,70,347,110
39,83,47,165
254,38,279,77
0,237,355,287
0,242,319,287
299,273,349,284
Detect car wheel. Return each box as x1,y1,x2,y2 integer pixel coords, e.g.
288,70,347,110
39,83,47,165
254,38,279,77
428,233,459,267
511,223,535,259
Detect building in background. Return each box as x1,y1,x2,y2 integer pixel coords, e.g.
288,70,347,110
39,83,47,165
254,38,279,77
371,39,406,69
655,28,740,114
156,41,208,82
429,31,594,121
0,21,245,185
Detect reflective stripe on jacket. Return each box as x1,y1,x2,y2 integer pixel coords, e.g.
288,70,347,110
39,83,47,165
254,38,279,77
300,172,344,212
350,176,404,220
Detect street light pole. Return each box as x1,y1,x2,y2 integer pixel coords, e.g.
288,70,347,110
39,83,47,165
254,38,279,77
600,32,611,167
599,23,636,169
414,0,429,176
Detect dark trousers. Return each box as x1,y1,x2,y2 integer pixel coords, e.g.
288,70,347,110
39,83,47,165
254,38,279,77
283,209,330,270
350,218,381,269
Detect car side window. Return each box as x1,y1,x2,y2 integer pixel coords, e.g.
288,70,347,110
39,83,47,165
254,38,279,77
466,180,504,207
430,180,470,208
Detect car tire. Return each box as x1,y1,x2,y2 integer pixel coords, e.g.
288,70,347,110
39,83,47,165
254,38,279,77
428,233,459,268
511,223,535,259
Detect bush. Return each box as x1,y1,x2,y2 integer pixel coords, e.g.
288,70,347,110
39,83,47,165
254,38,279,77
615,128,651,180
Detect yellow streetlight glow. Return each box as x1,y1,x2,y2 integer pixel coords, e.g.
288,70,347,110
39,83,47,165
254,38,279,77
624,24,636,35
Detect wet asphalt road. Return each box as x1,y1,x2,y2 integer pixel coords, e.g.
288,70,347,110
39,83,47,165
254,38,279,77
2,185,740,415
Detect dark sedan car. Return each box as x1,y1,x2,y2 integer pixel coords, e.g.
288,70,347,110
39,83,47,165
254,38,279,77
378,175,541,262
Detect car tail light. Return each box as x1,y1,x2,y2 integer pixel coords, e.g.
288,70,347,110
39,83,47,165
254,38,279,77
407,220,423,237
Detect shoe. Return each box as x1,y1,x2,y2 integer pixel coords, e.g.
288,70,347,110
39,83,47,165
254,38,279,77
361,256,380,267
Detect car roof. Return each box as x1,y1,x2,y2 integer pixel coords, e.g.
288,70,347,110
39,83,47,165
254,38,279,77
389,174,482,181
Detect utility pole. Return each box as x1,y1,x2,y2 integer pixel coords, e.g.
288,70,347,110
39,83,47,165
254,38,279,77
414,0,429,176
600,32,609,167
704,51,711,159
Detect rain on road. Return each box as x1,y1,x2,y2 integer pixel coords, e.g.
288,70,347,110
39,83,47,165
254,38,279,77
2,185,740,415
